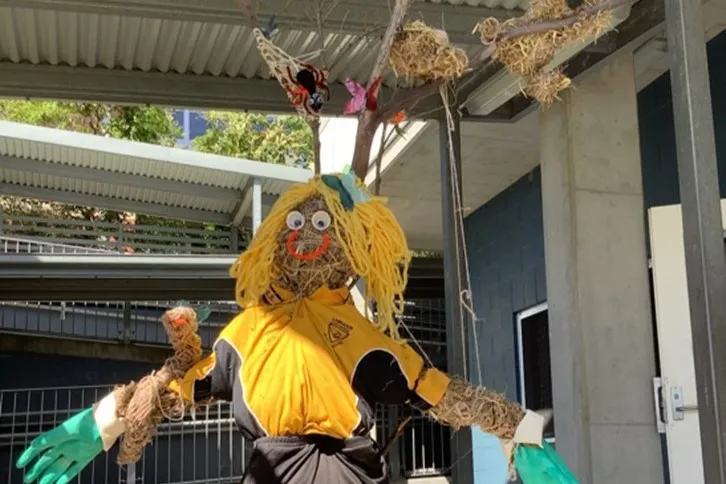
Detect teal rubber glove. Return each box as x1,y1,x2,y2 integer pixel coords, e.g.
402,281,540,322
16,407,103,484
514,442,579,484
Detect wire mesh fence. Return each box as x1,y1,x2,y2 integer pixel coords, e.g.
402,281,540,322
0,385,248,484
0,298,451,481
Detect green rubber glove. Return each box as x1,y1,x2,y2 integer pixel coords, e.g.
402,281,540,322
16,407,103,484
514,442,579,484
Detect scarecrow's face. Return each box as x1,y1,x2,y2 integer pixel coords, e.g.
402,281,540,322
274,195,353,296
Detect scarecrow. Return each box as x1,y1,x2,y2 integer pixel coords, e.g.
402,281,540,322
16,171,575,484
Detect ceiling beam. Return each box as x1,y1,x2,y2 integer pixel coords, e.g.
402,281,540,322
1,0,520,44
0,183,232,224
0,254,444,299
0,62,444,117
0,155,243,202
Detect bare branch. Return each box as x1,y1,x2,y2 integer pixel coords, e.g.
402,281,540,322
497,0,630,42
310,118,322,175
366,0,414,88
374,122,389,195
375,0,630,124
351,0,415,179
314,0,327,67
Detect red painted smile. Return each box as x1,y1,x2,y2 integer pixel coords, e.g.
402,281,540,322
286,231,331,261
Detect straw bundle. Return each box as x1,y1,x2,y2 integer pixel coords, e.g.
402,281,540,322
113,306,204,465
389,20,469,82
428,377,525,439
474,0,613,104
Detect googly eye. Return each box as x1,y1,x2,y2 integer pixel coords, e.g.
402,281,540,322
286,211,305,231
311,210,331,231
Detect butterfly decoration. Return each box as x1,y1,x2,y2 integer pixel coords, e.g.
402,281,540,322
260,14,278,39
343,76,383,115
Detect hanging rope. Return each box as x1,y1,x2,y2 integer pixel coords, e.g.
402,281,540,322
440,84,483,386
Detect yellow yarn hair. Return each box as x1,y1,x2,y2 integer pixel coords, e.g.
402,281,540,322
229,175,411,339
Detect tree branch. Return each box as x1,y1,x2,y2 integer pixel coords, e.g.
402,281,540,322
310,118,321,174
375,0,631,125
351,0,415,180
374,122,389,195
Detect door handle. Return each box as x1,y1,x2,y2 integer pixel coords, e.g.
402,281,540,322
671,386,698,421
674,404,699,412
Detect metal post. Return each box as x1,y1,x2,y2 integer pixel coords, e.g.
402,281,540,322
183,109,191,148
121,302,132,344
230,226,240,253
439,114,473,484
126,462,136,483
252,177,263,235
666,0,726,481
386,405,403,479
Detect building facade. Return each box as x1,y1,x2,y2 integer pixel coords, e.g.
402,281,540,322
463,30,726,484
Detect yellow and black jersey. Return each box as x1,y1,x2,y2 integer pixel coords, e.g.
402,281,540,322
169,285,450,442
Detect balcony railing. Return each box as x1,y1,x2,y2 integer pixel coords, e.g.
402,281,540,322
1,216,241,255
1,386,450,483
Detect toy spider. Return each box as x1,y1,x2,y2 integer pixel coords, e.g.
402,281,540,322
284,63,330,116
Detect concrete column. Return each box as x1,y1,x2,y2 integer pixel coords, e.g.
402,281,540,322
540,54,664,483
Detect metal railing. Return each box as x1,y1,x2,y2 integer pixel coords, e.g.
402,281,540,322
0,385,248,484
1,216,240,255
0,227,451,480
0,236,112,255
0,300,238,349
0,386,450,483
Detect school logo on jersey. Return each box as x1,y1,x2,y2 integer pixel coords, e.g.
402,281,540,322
328,319,352,346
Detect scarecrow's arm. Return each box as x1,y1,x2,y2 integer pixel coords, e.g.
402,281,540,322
95,309,250,458
92,344,228,454
426,375,543,442
358,321,544,447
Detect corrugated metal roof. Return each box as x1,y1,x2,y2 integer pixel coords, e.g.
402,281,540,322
0,7,371,81
0,4,517,87
425,0,530,10
0,120,313,223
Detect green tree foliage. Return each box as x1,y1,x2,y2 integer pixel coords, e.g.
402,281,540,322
193,112,313,167
0,101,181,145
0,103,313,252
0,100,181,222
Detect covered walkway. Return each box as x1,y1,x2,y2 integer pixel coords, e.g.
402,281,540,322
0,120,311,228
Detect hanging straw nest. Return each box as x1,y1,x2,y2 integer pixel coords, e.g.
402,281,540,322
522,68,572,105
389,20,469,82
113,306,204,465
474,0,614,104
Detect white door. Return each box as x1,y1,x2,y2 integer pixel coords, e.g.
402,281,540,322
647,200,726,484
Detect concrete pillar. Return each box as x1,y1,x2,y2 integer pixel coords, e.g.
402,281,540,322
540,54,664,483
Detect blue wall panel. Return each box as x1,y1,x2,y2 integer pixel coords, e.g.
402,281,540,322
462,29,726,484
463,168,546,484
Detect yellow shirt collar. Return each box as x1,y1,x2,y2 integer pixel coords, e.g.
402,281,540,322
263,284,351,306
